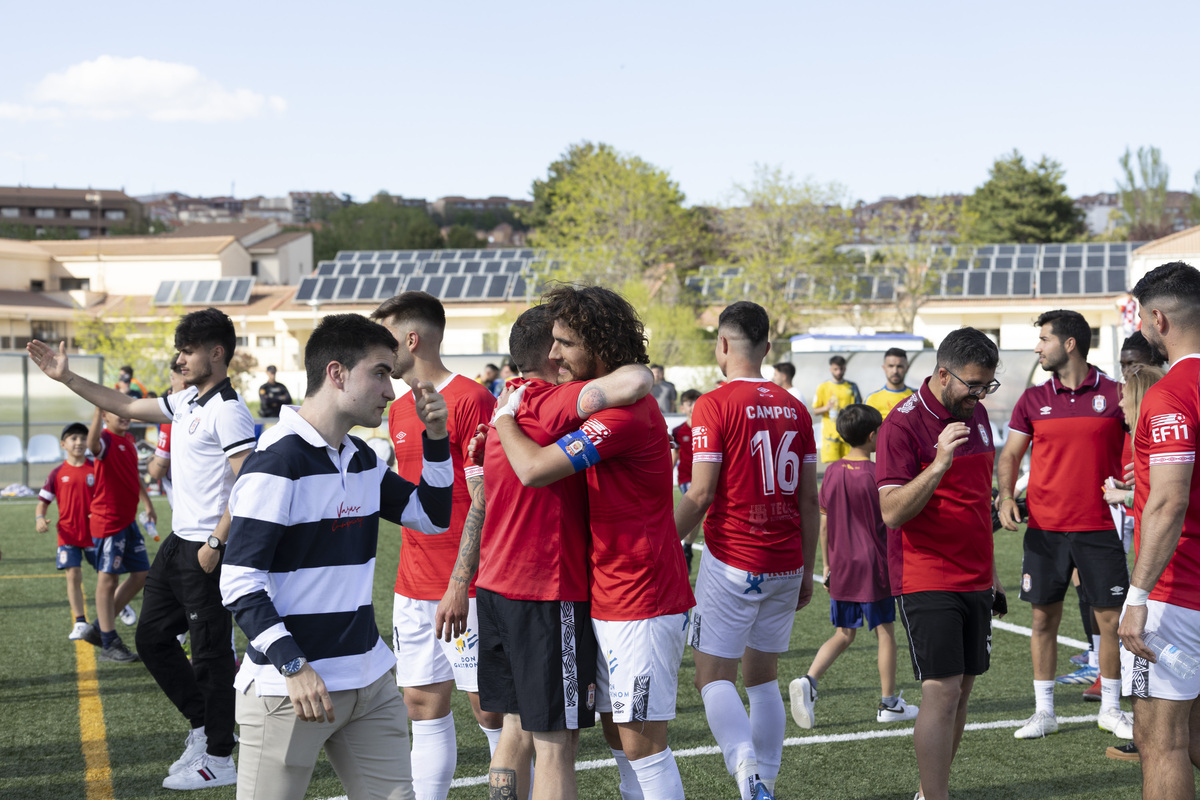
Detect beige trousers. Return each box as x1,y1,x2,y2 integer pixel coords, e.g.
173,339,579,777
235,670,413,800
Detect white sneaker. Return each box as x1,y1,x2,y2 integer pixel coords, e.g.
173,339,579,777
1014,710,1059,739
789,676,816,729
168,728,208,775
1098,707,1134,739
119,605,138,626
69,621,90,640
162,753,236,790
877,690,920,723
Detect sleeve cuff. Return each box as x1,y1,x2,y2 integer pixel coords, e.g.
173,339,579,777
422,432,451,462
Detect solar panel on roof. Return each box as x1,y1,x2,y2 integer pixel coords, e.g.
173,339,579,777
1061,270,1081,294
487,276,509,299
463,261,481,274
990,272,1009,294
295,278,318,302
517,249,534,259
177,280,196,303
379,276,401,297
503,261,521,274
397,251,416,260
317,277,336,300
1085,271,1104,293
445,276,466,299
1012,271,1033,295
974,257,992,270
336,263,355,276
1110,253,1127,267
485,260,502,274
426,276,445,297
358,263,380,276
967,272,988,296
1017,255,1035,269
212,279,234,303
438,250,457,260
335,277,359,300
398,262,415,275
1039,271,1058,294
336,252,355,262
1108,269,1127,292
511,276,528,300
944,273,964,296
1087,254,1105,268
442,261,461,274
994,257,1011,270
317,262,337,276
997,245,1015,255
377,262,396,275
154,282,175,304
495,249,516,259
414,250,436,260
407,276,427,294
356,252,374,261
466,275,487,297
1044,256,1060,269
377,251,397,261
229,278,254,304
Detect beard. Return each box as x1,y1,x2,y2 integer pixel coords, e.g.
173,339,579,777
185,360,212,387
944,393,977,421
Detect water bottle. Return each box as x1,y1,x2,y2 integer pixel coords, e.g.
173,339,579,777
1142,630,1200,679
139,511,160,542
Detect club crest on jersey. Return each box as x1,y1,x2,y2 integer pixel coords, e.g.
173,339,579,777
978,424,989,446
189,418,201,434
1093,396,1106,413
897,396,916,414
565,439,586,457
87,474,95,487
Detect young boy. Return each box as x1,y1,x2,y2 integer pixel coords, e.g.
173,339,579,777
86,405,155,662
36,422,96,640
789,403,918,728
672,389,702,571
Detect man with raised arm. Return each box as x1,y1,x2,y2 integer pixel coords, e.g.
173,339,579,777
28,308,255,789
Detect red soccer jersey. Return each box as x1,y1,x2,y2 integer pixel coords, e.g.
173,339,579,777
39,460,95,548
477,378,591,601
1009,367,1125,531
390,373,494,600
90,429,141,538
155,422,172,460
690,378,817,573
876,379,996,595
1133,355,1200,611
673,421,694,487
820,457,890,603
554,390,694,621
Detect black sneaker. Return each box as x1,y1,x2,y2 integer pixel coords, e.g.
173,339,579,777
97,635,141,663
81,621,102,647
1105,741,1140,761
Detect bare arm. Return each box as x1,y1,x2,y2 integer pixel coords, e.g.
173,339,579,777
576,364,654,419
879,421,969,529
994,431,1030,530
675,461,719,538
148,456,170,480
494,415,575,487
87,406,104,459
27,340,168,423
35,500,50,533
434,475,484,642
198,450,249,573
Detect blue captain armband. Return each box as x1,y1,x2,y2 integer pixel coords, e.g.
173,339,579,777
556,430,602,472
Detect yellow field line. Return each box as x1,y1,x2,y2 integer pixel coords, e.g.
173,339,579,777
75,594,114,800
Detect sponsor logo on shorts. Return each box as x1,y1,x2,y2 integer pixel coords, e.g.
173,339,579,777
1110,585,1125,596
57,550,67,567
454,629,479,653
1093,396,1106,413
1040,406,1052,415
1022,573,1031,592
586,683,595,711
632,675,650,722
607,649,619,675
1132,655,1149,698
744,573,765,594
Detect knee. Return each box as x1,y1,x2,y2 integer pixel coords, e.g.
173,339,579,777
838,627,857,644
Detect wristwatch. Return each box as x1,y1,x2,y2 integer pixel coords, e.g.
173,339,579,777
281,657,307,677
206,535,224,550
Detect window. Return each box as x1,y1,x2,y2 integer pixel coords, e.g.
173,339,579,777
257,336,276,347
70,209,91,219
482,332,498,353
235,336,249,347
31,320,68,342
250,260,259,276
77,228,91,239
60,278,90,291
30,280,45,292
34,208,56,219
104,209,126,220
1091,327,1101,349
0,336,10,349
0,207,18,218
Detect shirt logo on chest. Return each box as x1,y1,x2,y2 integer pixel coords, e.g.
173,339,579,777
394,430,407,445
1039,406,1052,415
978,424,989,446
189,418,201,434
1093,396,1106,413
87,474,95,487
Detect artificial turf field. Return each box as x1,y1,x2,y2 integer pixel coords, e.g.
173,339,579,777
0,497,1146,800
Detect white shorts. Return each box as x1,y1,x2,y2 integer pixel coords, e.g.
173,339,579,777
392,593,481,692
690,551,803,658
1121,599,1200,701
594,613,689,722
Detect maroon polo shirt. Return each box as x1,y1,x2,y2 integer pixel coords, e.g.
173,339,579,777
1009,366,1125,532
820,457,890,603
876,378,996,595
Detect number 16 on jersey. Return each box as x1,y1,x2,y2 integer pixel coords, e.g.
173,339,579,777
750,430,800,495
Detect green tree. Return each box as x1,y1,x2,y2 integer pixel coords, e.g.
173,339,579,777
963,150,1084,243
718,165,854,344
445,224,481,248
0,223,81,240
1115,145,1173,240
533,142,710,285
74,301,179,392
523,141,617,229
312,198,444,262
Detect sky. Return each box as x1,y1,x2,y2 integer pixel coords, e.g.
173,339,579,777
2,1,1198,208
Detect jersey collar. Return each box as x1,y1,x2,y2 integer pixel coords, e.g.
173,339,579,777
193,376,233,407
1168,353,1200,371
917,377,953,421
278,406,358,457
1049,365,1101,394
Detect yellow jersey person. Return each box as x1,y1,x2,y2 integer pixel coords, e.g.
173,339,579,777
813,355,862,463
865,348,916,419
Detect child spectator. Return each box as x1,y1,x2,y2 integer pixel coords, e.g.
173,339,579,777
789,403,918,728
85,405,155,662
673,389,702,571
35,422,96,640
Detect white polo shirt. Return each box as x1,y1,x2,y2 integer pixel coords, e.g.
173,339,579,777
158,377,256,543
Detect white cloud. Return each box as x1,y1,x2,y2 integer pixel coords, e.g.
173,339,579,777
5,55,286,123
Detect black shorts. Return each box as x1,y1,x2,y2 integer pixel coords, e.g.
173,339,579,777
898,590,992,680
476,588,597,732
1019,527,1130,607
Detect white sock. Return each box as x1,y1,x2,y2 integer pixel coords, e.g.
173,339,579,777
1101,677,1122,713
411,714,456,800
1034,680,1055,717
611,748,645,800
700,680,755,797
479,724,502,757
746,682,784,788
630,748,685,800
1089,636,1100,669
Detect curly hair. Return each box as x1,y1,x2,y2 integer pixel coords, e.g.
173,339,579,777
542,284,649,371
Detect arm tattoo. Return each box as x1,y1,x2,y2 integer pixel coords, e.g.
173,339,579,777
578,385,608,418
489,767,518,800
449,475,485,586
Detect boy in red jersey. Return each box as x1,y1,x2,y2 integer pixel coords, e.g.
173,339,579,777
876,327,1005,800
495,286,693,800
36,422,96,640
86,405,155,662
674,301,819,800
1118,262,1200,800
369,291,503,799
790,403,918,729
673,388,702,571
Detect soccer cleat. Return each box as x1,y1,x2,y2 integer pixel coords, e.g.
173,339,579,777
69,621,91,641
169,728,208,776
161,753,236,790
1070,651,1091,667
1055,664,1099,684
1106,741,1140,761
119,604,138,626
80,621,102,647
750,781,775,800
97,636,140,663
1014,710,1059,739
1097,707,1134,739
789,676,817,729
1082,676,1102,702
877,690,919,723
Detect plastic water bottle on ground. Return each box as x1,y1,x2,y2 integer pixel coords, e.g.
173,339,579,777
138,511,160,542
1142,630,1200,679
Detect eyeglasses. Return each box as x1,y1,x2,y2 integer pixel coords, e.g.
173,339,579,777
945,368,1001,398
